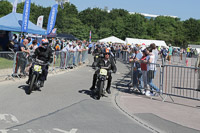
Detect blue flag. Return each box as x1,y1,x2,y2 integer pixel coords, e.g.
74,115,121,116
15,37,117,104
22,0,31,32
47,4,58,35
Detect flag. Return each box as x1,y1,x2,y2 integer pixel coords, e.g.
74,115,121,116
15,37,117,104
89,31,92,43
37,15,44,28
22,0,31,32
12,0,18,13
60,1,64,9
47,4,58,35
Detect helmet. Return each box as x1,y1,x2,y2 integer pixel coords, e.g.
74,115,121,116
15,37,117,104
41,39,49,45
104,48,110,55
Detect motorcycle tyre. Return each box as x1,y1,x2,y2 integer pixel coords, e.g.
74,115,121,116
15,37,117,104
96,81,104,100
28,74,36,94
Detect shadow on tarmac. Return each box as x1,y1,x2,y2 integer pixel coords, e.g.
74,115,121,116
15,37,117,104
18,85,41,95
79,89,108,100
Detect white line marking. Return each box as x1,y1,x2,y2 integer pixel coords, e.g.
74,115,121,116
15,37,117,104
0,114,19,123
53,128,78,133
0,130,9,133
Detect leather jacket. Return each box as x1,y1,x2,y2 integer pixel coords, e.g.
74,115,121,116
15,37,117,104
32,46,53,63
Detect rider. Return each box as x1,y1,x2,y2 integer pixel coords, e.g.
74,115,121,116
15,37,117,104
26,39,53,87
90,48,117,94
92,44,103,67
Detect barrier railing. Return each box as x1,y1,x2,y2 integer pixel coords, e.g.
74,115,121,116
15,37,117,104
0,50,88,81
127,59,200,101
162,65,200,101
0,51,16,80
128,62,163,98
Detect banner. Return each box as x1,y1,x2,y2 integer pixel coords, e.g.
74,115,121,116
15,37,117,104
12,0,18,13
22,0,31,32
47,4,58,35
89,31,92,43
37,15,44,28
52,28,57,34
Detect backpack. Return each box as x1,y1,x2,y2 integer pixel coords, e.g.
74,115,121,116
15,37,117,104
162,49,168,57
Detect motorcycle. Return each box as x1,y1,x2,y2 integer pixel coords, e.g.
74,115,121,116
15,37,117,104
27,59,48,94
94,67,109,100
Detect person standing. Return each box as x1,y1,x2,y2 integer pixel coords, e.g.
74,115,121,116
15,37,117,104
145,47,160,96
195,54,200,91
129,47,143,92
168,44,173,64
140,49,148,94
18,39,30,76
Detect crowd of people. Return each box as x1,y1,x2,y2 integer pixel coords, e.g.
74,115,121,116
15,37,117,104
8,34,89,77
6,34,200,93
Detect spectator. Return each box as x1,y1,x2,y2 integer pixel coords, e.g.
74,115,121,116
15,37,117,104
15,39,30,76
195,54,200,91
140,49,148,93
129,47,143,92
168,44,173,64
55,42,61,59
161,46,168,65
28,40,38,51
60,43,68,69
145,47,160,96
187,46,191,57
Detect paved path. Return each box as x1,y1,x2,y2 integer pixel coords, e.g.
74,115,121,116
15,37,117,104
0,55,151,133
0,55,199,133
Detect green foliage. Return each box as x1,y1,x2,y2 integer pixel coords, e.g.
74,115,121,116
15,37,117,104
0,1,200,45
0,0,12,18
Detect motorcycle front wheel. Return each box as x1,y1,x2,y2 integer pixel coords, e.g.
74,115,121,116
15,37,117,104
28,74,36,94
96,80,104,100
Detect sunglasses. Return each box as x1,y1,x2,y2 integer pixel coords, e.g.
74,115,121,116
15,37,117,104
105,53,110,55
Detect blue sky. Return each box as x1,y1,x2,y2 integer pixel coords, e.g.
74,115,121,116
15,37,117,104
8,0,200,20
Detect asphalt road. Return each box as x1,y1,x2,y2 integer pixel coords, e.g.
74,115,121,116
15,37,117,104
0,55,152,133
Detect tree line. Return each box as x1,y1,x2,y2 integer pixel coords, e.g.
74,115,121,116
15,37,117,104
0,0,200,47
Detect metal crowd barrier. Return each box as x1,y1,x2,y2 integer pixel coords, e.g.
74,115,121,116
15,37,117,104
127,60,200,101
162,65,200,101
0,50,88,81
118,50,131,63
0,51,16,80
128,62,163,98
51,50,88,73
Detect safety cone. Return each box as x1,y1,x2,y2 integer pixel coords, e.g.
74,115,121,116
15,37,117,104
186,59,188,66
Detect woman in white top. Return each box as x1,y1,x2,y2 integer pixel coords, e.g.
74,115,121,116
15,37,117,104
146,47,160,93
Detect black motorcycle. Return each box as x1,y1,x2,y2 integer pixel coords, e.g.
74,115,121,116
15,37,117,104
94,67,110,100
27,59,48,94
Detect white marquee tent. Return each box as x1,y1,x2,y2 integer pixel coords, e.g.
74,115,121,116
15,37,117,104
125,38,168,47
98,36,126,44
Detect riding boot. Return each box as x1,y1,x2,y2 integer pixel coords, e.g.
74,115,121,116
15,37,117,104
90,74,97,91
106,80,112,94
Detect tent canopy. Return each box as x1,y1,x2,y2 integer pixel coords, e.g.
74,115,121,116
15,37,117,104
0,12,46,35
125,38,168,47
98,36,125,44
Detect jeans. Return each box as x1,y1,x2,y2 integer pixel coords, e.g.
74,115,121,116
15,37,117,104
141,71,147,89
147,70,159,92
132,69,142,90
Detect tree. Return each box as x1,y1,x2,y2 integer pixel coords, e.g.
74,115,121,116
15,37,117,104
0,0,12,18
183,18,200,43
